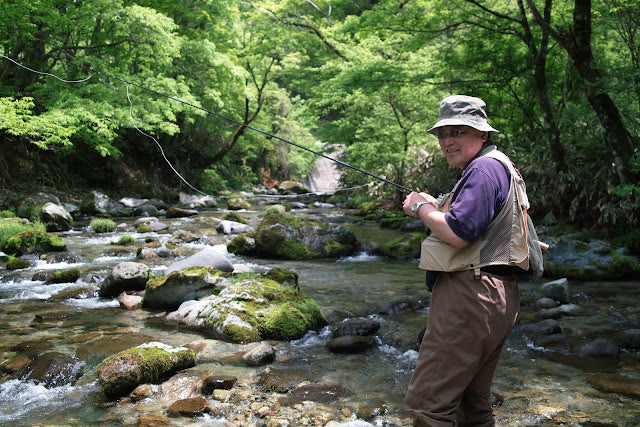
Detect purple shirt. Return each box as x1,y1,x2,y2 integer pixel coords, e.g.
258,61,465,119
444,156,510,244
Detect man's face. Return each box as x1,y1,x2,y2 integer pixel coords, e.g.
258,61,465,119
435,126,488,169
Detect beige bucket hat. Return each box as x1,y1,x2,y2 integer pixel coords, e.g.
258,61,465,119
428,95,499,134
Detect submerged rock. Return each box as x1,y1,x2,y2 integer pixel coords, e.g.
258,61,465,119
24,351,83,388
97,342,196,399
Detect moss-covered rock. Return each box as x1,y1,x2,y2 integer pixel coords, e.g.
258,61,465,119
3,231,67,256
166,276,326,343
143,267,230,310
6,257,30,270
252,213,358,260
97,342,196,399
44,268,81,284
227,232,256,255
379,233,424,259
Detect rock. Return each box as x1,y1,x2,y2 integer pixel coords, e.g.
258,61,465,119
242,342,275,366
518,319,562,342
24,351,83,388
143,267,232,311
326,335,376,353
17,192,61,218
167,396,210,417
3,231,67,256
537,304,583,320
118,291,143,310
166,207,198,218
535,297,558,309
278,383,348,406
166,277,326,342
39,268,81,284
147,221,168,232
577,338,620,358
616,329,640,350
160,369,214,400
130,384,159,402
587,373,640,399
216,220,255,235
226,197,251,210
82,191,128,216
179,193,217,208
356,403,389,421
164,246,233,274
541,278,570,304
97,342,196,399
332,318,381,337
203,374,237,393
138,413,172,426
40,202,73,231
0,354,32,375
277,180,310,194
99,262,151,298
167,230,202,245
245,213,358,260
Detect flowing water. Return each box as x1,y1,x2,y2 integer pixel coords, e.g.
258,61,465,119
1,200,639,426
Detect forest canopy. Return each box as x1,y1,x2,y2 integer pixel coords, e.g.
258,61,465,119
0,0,638,231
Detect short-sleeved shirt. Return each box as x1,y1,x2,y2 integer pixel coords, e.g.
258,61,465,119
444,156,511,244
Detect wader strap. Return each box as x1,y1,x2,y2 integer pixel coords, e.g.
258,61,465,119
474,267,481,280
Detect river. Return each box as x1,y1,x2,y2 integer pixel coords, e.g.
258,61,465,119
0,198,639,426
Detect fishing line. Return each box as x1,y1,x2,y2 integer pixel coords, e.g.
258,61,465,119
1,54,413,193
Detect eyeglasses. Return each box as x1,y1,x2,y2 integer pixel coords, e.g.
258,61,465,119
434,129,466,139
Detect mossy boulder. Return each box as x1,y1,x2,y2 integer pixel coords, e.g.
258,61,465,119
40,202,73,232
166,275,326,343
240,213,358,260
97,342,196,399
3,231,67,256
143,267,231,310
379,232,424,259
7,257,30,270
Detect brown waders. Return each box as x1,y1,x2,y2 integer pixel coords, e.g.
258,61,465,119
405,270,519,426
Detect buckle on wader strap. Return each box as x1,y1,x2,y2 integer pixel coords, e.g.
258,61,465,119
474,267,481,280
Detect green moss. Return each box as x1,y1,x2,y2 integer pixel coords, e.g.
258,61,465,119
259,298,326,340
6,256,30,270
90,218,116,233
265,204,287,215
227,233,255,255
379,232,424,259
1,210,15,218
278,240,318,259
145,266,228,292
111,234,135,245
3,231,67,255
45,268,81,284
222,212,247,224
136,224,153,233
263,268,299,290
324,238,355,258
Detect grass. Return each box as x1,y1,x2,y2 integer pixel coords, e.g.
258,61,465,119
90,218,116,233
0,219,45,251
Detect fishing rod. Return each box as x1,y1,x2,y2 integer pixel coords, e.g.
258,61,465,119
1,54,413,193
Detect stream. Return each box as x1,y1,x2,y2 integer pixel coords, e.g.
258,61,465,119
1,198,639,426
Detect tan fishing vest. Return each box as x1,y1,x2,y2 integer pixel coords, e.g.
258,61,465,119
419,148,530,273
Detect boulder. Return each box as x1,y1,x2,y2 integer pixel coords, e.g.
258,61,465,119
40,202,73,231
82,191,128,216
164,245,234,274
242,341,275,366
97,342,196,399
17,192,61,219
166,276,326,342
541,278,570,304
2,231,67,256
98,262,151,298
24,351,83,388
179,193,217,208
332,318,381,337
216,220,255,235
143,267,232,310
166,207,198,218
277,180,310,194
235,213,358,260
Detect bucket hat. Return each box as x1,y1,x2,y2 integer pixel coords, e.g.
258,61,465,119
428,95,499,134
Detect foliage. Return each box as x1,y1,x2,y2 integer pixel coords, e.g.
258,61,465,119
0,219,44,251
0,0,638,232
90,218,116,233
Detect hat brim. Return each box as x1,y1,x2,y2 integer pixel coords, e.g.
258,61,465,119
428,118,499,134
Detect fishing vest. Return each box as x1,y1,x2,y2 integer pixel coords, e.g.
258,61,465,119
419,147,530,273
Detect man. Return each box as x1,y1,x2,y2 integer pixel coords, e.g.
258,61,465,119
402,95,531,426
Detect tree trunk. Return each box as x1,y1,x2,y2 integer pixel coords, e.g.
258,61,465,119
527,0,637,184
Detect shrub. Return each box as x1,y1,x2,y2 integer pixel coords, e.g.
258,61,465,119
1,210,15,218
90,218,116,233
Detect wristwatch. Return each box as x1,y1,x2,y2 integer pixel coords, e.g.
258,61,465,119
411,201,431,214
